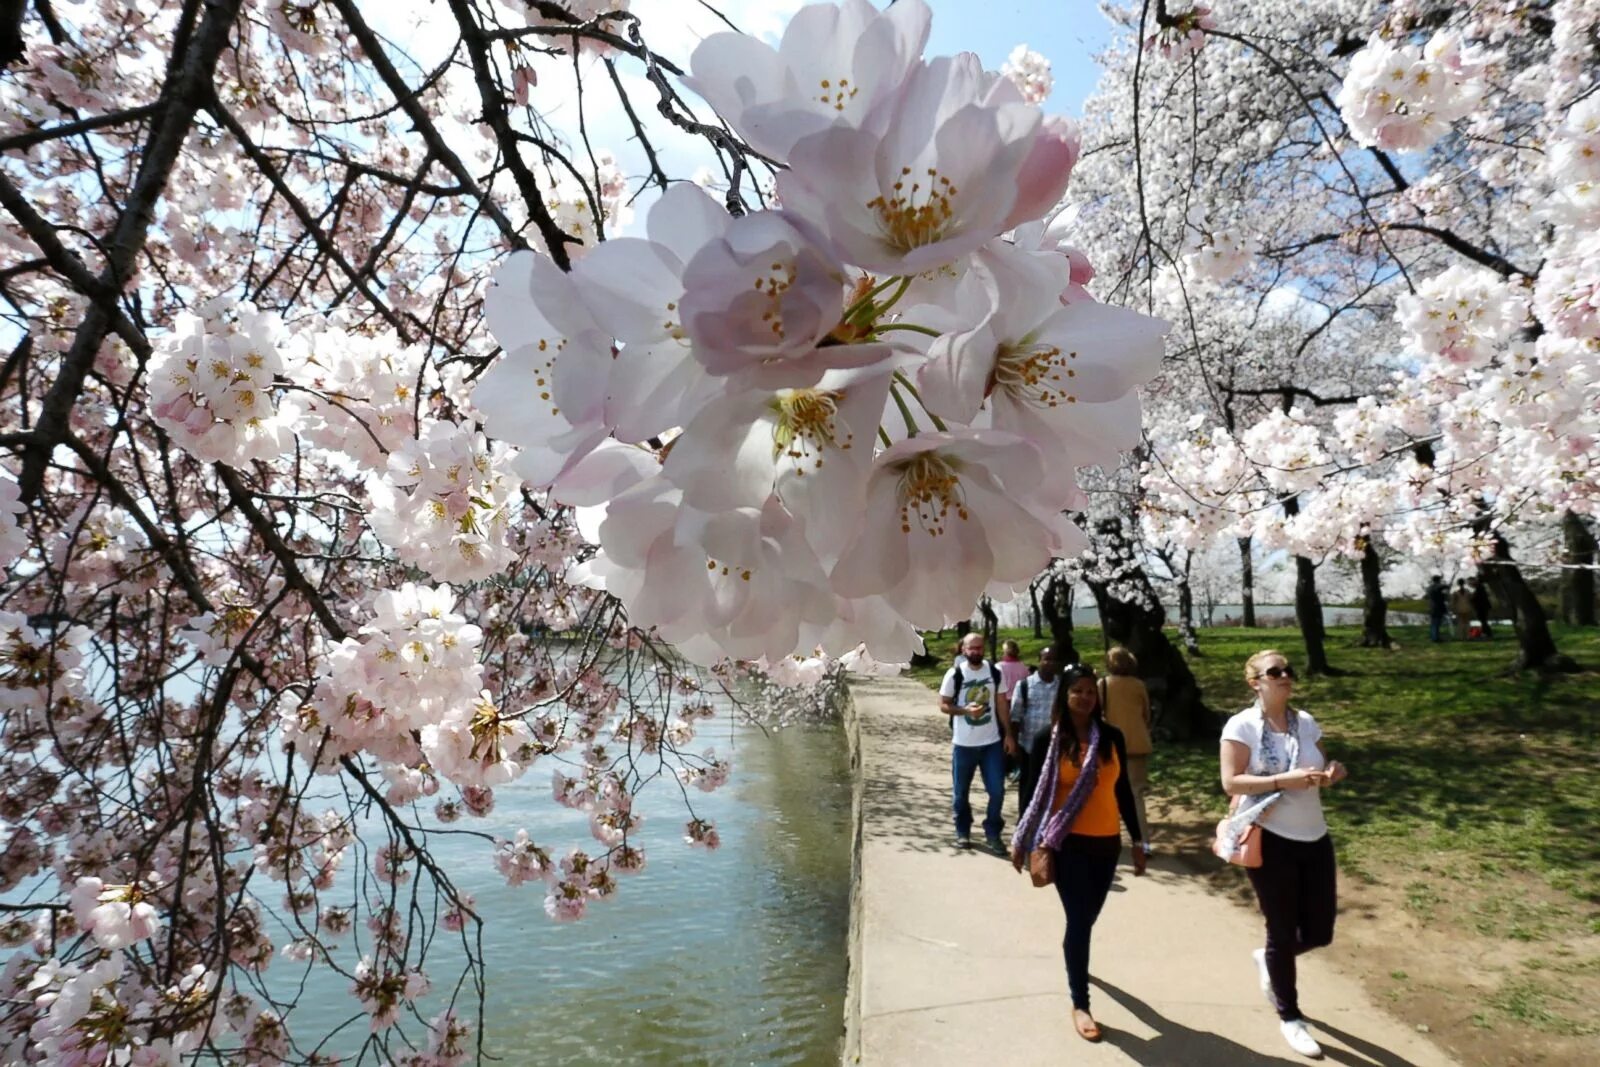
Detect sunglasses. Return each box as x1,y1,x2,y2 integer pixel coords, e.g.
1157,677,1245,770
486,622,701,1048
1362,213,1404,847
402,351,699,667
1257,665,1296,680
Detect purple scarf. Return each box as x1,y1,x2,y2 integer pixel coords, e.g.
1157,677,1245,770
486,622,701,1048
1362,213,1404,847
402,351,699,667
1011,717,1102,853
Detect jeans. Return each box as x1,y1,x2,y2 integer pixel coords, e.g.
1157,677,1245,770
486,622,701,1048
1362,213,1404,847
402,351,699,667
1245,829,1337,1021
951,740,1005,839
1428,613,1445,642
1052,834,1121,1010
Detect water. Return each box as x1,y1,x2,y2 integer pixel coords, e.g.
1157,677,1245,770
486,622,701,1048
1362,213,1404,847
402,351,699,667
272,719,852,1064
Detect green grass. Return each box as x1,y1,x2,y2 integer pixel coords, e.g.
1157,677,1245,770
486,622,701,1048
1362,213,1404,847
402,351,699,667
912,622,1600,910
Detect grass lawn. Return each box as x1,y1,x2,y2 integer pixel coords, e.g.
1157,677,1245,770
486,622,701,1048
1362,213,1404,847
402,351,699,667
909,622,1600,1063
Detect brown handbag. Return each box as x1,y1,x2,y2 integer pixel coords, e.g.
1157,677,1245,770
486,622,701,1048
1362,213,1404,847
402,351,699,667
1028,846,1054,887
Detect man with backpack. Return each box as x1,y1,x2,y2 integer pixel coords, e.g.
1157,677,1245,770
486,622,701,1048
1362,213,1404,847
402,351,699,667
938,633,1016,852
999,644,1061,823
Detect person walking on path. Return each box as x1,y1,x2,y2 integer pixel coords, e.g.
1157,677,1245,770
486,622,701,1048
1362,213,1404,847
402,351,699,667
1449,579,1474,640
1099,646,1154,859
997,639,1031,782
1001,645,1061,820
1220,650,1350,1059
1469,575,1493,639
997,638,1031,700
1425,575,1449,642
939,633,1016,852
1009,663,1146,1043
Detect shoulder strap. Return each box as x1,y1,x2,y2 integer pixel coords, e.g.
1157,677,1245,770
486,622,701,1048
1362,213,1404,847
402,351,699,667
1017,677,1029,713
990,663,1001,686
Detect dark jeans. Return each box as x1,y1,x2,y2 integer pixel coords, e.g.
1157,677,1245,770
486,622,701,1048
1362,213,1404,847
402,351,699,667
1052,834,1121,1010
1017,734,1049,821
951,740,1005,839
1245,829,1337,1021
1428,612,1445,642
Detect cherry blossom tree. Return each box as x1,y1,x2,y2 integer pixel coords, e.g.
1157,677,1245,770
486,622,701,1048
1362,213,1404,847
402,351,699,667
1,1,1170,1059
1074,0,1598,675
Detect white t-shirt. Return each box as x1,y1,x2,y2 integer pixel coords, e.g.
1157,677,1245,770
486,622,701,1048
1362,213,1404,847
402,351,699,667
1221,704,1329,842
940,660,1002,748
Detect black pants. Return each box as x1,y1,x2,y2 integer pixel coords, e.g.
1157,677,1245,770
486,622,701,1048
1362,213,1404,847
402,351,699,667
1245,829,1337,1021
1052,833,1121,1011
1018,735,1048,818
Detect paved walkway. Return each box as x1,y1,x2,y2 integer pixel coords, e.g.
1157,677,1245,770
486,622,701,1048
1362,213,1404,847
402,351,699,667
846,675,1458,1067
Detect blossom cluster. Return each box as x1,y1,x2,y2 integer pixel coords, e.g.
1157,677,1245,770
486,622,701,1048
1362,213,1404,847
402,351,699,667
1336,31,1491,152
1144,5,1215,60
480,0,1168,668
147,301,303,465
1001,45,1053,104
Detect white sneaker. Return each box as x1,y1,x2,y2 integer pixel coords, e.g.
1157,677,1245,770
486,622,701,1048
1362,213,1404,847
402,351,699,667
1252,948,1276,1008
1280,1018,1323,1058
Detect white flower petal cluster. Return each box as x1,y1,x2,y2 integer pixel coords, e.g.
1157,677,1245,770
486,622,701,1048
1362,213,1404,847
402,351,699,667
292,325,429,469
1001,45,1053,104
285,583,484,769
147,301,301,464
1337,31,1491,152
367,422,522,583
0,473,24,567
479,0,1168,666
1533,233,1600,342
68,877,162,950
1144,5,1215,60
1396,264,1527,368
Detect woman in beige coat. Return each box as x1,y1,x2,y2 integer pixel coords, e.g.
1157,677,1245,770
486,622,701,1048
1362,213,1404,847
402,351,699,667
1100,646,1153,861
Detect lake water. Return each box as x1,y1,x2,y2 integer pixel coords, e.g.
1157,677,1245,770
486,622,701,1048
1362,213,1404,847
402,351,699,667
268,718,853,1064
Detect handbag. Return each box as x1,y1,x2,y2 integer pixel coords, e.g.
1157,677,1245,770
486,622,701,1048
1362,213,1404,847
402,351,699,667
1028,846,1054,887
1213,795,1264,868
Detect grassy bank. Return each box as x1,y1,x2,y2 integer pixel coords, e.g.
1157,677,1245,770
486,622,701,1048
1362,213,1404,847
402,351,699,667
910,622,1600,1063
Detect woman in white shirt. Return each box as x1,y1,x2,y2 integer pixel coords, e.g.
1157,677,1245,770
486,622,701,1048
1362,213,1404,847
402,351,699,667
1219,650,1349,1059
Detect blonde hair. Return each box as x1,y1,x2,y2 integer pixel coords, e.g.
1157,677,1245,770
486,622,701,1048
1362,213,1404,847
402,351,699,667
1244,649,1288,683
1106,646,1138,676
1001,639,1020,657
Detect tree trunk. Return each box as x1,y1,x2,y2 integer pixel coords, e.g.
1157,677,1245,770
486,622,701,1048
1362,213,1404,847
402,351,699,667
1561,511,1597,626
1479,529,1579,672
1238,535,1257,627
1294,554,1336,675
1029,578,1044,638
1084,519,1213,740
1358,536,1392,649
1176,550,1201,655
1038,573,1080,665
1283,495,1335,675
978,596,999,661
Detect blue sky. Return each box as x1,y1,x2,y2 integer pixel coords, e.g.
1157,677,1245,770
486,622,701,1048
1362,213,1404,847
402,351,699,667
924,0,1114,114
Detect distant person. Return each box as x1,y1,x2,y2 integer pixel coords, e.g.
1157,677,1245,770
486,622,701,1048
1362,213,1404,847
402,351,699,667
997,638,1031,696
1003,644,1061,818
1469,575,1493,639
996,639,1031,781
1011,662,1145,1042
1450,579,1474,640
1424,575,1448,642
939,633,1016,852
1100,646,1153,860
1220,650,1349,1059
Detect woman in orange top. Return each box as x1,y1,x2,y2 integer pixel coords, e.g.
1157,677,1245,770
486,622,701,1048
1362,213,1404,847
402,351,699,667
1010,663,1145,1042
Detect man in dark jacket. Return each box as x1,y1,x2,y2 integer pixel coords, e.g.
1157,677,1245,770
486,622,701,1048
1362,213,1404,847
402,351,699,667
1469,575,1493,639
